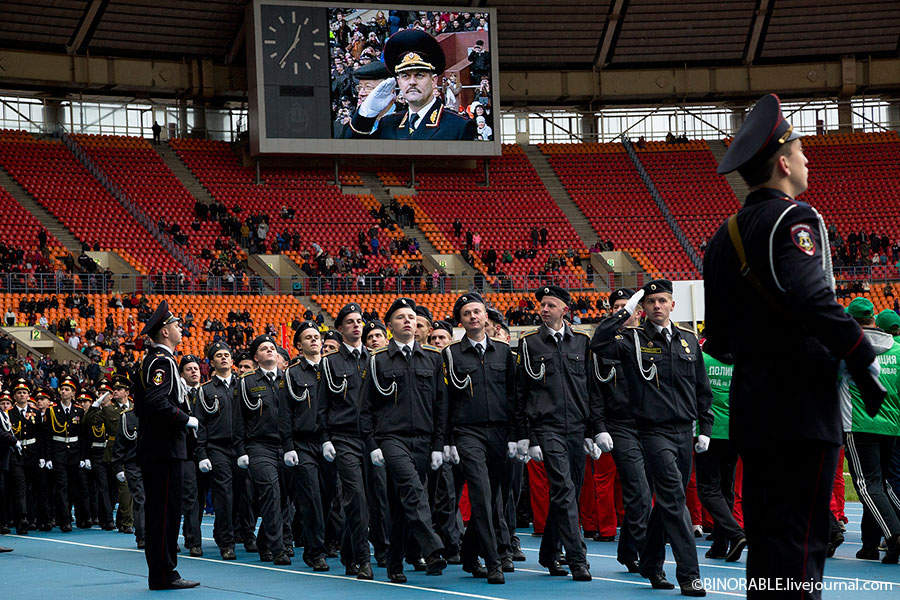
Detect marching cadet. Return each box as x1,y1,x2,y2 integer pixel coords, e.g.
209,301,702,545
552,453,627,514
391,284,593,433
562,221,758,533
281,321,331,572
364,320,389,351
111,399,145,549
317,304,377,578
82,386,115,530
592,280,711,596
33,388,54,531
361,297,449,582
106,375,133,535
591,289,652,573
47,376,87,532
8,380,43,534
704,94,885,599
234,335,291,566
196,341,243,560
445,292,516,584
428,321,454,349
178,355,204,557
515,285,600,582
0,393,19,551
134,300,199,589
322,330,342,355
230,352,260,553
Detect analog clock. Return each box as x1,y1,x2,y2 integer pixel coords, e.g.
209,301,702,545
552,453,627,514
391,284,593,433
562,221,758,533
261,5,328,78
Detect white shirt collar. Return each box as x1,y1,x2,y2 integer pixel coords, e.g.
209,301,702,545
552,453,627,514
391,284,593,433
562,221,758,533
409,97,438,130
467,335,487,352
395,339,415,354
654,322,673,337
549,324,566,339
306,358,320,368
215,373,232,387
261,368,278,379
344,342,363,354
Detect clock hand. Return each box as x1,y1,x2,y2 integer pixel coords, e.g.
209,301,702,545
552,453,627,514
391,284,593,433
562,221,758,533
278,26,302,66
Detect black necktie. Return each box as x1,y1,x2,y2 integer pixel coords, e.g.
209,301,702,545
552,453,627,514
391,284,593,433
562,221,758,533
475,344,484,359
402,346,411,361
267,372,275,385
408,113,419,134
351,349,360,361
555,333,563,345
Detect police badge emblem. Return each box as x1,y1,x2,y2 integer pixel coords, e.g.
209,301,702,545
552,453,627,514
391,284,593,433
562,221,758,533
790,224,816,256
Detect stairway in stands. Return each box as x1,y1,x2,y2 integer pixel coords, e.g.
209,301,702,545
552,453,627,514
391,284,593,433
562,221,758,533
154,141,218,206
358,171,441,257
707,140,750,203
521,144,597,247
0,164,82,255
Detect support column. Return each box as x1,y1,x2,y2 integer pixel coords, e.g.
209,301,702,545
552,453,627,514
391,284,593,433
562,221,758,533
580,113,598,143
178,97,189,137
887,101,900,134
728,106,748,137
43,99,64,133
837,100,854,134
192,102,208,138
205,107,226,140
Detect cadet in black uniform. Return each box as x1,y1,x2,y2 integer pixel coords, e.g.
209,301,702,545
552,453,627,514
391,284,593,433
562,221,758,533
0,396,18,552
361,297,449,582
178,355,203,557
8,379,44,534
106,376,133,534
112,403,144,549
234,335,291,565
32,388,54,531
592,288,651,574
47,376,87,532
592,280,711,596
515,285,599,582
134,300,199,589
445,292,516,584
281,321,331,572
82,387,115,530
703,94,884,600
196,341,240,560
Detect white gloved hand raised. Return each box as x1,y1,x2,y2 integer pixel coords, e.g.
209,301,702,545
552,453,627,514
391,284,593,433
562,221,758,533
370,448,385,467
237,454,250,469
694,435,710,454
624,289,645,315
359,78,396,118
528,445,543,462
283,450,299,467
198,459,212,473
443,445,452,462
116,471,126,483
430,451,443,470
39,458,46,469
322,441,336,462
594,432,614,453
79,460,86,468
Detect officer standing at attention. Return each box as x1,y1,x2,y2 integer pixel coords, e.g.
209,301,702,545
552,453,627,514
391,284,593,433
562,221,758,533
445,292,516,584
0,395,18,552
592,280,711,596
234,335,291,566
196,341,240,560
7,379,43,534
83,386,115,530
281,321,331,572
515,285,600,582
361,297,448,582
703,94,884,600
134,300,199,589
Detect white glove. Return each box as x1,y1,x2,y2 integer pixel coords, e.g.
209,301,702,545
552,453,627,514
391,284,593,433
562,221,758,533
322,441,336,462
516,439,530,460
237,454,250,469
449,446,460,465
116,471,126,482
283,450,299,467
589,443,603,460
79,460,86,468
594,432,614,453
695,435,710,454
583,438,594,456
38,458,46,469
430,451,443,470
186,416,199,429
358,78,396,118
528,445,543,462
370,448,385,467
84,459,92,470
443,445,452,462
624,289,645,315
507,442,518,458
198,459,212,473
15,440,23,454
45,460,53,470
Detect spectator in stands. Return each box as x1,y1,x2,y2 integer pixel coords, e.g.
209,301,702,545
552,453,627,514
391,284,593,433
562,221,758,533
151,120,162,144
453,219,462,238
475,117,492,141
539,227,548,246
4,309,15,326
885,283,894,298
467,40,490,81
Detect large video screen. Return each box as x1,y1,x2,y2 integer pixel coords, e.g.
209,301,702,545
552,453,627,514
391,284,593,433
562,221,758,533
248,1,500,156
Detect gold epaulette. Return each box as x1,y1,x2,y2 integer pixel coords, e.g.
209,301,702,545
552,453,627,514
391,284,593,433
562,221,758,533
421,344,440,352
675,324,697,336
520,329,539,338
488,336,509,346
239,369,257,378
371,346,389,355
322,349,339,357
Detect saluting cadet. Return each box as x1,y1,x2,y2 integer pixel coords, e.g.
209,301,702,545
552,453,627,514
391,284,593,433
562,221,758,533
445,292,516,584
234,335,291,566
361,297,449,582
179,355,204,557
7,379,44,534
47,376,87,532
111,401,144,549
317,304,377,579
134,300,199,589
281,321,331,572
703,94,885,599
592,280,712,596
515,285,600,582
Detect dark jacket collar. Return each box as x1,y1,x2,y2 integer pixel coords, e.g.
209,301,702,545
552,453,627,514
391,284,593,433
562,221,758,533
744,187,794,207
540,322,570,342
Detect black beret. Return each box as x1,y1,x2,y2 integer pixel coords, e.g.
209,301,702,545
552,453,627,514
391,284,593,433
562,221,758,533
335,303,364,328
353,60,391,81
718,93,800,175
276,347,291,362
249,334,277,357
431,320,453,334
486,307,505,325
206,341,231,360
610,288,635,303
453,292,486,324
383,29,446,75
292,320,319,346
140,299,180,337
385,297,417,323
641,279,673,296
179,354,200,372
363,320,387,340
535,285,571,305
234,351,252,365
323,330,343,343
414,304,433,325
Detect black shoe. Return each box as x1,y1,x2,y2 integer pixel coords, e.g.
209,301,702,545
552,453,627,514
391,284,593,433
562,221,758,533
344,564,359,576
189,546,203,557
426,552,446,575
487,568,505,584
705,541,728,559
101,522,116,531
0,526,8,534
556,552,567,565
244,539,258,553
621,559,640,573
39,524,52,532
856,547,880,560
311,557,330,572
593,533,616,542
16,521,28,535
137,539,145,549
148,578,200,590
883,536,900,564
725,536,747,563
510,538,526,561
221,547,236,560
648,573,675,590
285,546,295,557
122,526,134,535
0,546,13,553
273,552,291,566
501,557,515,573
76,521,91,529
60,524,72,533
463,560,488,578
445,552,462,565
376,555,387,568
356,562,373,580
388,571,407,583
260,551,274,562
325,542,339,558
572,565,592,581
826,530,844,558
412,557,427,571
681,579,706,596
541,560,568,576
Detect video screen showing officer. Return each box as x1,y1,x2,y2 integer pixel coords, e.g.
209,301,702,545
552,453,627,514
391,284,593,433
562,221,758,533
329,8,491,140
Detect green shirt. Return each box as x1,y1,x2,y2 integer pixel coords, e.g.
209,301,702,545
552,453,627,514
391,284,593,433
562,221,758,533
848,337,900,436
703,352,732,439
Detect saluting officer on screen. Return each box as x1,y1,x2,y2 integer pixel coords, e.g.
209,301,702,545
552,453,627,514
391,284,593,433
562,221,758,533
347,30,476,141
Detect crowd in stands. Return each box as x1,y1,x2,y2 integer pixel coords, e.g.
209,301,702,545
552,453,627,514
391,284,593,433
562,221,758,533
828,226,900,270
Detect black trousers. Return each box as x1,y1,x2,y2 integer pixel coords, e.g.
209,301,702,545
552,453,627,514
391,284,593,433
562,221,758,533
740,440,840,600
86,449,113,525
428,461,463,555
364,453,391,560
844,432,900,549
289,439,330,561
504,457,524,543
333,434,371,566
246,442,284,555
207,446,236,548
695,437,744,545
140,458,183,587
50,444,86,527
181,460,202,548
533,430,587,569
608,423,651,564
456,425,510,570
124,462,145,540
639,427,699,584
381,434,443,571
234,465,256,543
8,448,42,528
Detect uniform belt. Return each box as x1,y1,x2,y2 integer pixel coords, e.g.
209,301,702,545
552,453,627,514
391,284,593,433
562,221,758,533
91,441,107,448
20,438,37,446
52,435,79,443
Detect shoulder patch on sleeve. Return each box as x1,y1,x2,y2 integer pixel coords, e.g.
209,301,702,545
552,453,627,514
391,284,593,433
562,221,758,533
572,330,590,338
790,223,816,256
151,369,165,385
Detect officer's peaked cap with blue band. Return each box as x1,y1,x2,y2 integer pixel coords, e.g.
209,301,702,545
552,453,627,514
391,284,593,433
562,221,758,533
717,93,801,175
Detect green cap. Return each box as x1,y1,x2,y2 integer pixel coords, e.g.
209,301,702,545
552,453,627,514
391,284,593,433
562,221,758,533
875,309,900,333
846,297,875,320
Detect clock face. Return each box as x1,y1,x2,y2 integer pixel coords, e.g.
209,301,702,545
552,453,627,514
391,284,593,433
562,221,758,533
260,5,329,83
